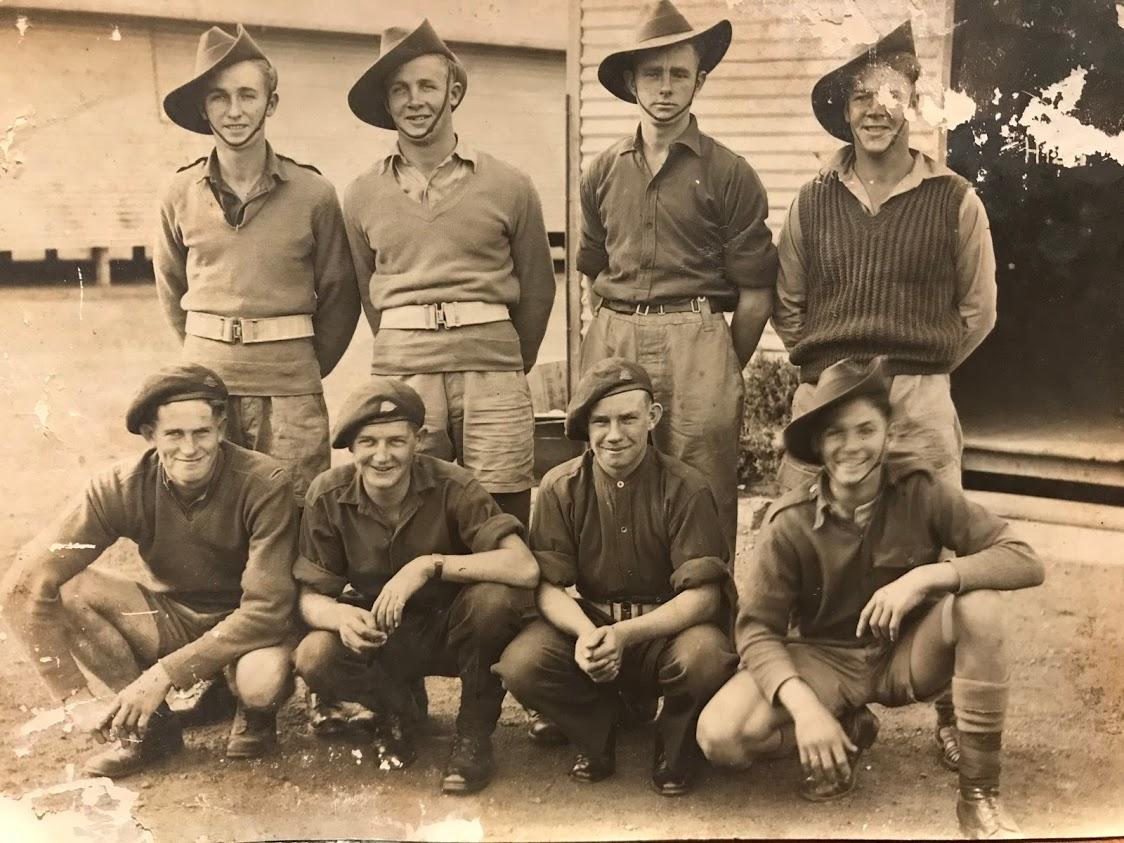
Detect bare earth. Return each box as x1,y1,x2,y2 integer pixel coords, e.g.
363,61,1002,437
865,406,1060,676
1,287,1122,841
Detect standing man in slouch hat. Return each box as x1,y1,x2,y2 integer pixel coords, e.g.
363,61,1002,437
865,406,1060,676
579,0,779,554
156,23,359,507
771,21,999,770
342,19,555,531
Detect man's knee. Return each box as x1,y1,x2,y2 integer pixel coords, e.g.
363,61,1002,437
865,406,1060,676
293,630,344,689
696,674,778,767
233,645,295,710
494,623,562,701
57,568,116,612
951,590,1006,643
458,583,525,641
659,625,738,698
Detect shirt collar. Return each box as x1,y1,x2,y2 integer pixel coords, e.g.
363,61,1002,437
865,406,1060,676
811,468,885,531
621,115,702,157
821,145,953,195
378,135,478,175
338,455,439,514
591,442,658,490
199,142,286,186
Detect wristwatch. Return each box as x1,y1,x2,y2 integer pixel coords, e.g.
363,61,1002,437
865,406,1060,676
431,553,445,581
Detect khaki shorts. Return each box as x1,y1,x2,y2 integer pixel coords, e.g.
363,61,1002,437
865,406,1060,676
225,393,331,504
138,585,232,658
397,371,535,493
785,596,954,713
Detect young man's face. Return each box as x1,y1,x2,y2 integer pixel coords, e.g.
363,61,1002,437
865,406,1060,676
202,60,277,148
351,420,425,496
142,399,224,495
588,389,662,479
626,42,705,124
846,64,914,156
385,54,462,141
817,396,889,489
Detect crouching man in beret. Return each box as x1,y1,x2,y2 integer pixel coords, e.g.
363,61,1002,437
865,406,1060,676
696,358,1044,839
292,377,538,794
0,364,299,778
495,358,738,796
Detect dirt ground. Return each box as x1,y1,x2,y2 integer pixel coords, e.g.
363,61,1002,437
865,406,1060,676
1,287,1122,841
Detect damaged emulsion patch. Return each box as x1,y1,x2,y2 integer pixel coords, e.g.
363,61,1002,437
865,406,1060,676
1011,67,1124,166
0,777,151,842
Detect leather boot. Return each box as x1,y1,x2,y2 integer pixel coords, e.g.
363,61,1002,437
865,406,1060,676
957,786,1021,839
651,734,692,797
225,705,277,758
83,707,184,779
441,733,495,794
370,711,417,771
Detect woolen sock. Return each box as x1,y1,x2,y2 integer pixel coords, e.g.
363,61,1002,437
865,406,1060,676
953,676,1008,791
934,689,956,727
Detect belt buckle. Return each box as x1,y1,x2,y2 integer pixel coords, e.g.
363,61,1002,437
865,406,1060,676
691,297,703,314
634,302,651,316
619,602,633,620
437,302,459,328
222,317,242,343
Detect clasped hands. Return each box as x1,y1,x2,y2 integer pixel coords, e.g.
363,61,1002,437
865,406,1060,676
339,554,438,654
574,623,628,683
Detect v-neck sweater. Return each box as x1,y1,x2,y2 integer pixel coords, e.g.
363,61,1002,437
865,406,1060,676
343,152,556,374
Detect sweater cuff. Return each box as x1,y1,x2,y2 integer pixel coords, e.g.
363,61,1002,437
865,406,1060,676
742,642,802,705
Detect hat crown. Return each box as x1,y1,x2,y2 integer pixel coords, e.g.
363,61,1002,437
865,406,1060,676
636,0,695,43
813,357,888,403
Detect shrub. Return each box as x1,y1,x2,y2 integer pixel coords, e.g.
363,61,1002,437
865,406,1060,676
738,355,800,491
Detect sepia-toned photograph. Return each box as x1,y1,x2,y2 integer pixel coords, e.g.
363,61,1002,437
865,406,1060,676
0,1,1120,840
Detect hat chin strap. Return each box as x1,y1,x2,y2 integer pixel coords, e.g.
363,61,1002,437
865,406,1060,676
637,87,696,125
397,81,452,143
208,105,269,149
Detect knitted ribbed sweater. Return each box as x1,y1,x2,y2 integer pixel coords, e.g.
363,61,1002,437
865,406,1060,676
790,170,970,382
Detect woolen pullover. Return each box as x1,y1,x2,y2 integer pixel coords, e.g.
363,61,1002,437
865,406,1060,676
342,150,556,374
790,169,970,381
154,146,360,396
7,442,298,694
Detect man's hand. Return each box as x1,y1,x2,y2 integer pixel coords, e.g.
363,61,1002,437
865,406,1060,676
574,625,622,683
337,603,387,655
371,557,432,634
792,702,857,787
856,567,935,641
103,663,175,740
64,692,117,743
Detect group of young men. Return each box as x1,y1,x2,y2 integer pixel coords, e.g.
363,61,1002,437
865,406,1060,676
1,2,1046,838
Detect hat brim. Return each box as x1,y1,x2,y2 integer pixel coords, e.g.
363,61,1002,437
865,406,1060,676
348,31,468,129
597,19,732,103
782,364,891,465
163,33,270,135
811,20,916,143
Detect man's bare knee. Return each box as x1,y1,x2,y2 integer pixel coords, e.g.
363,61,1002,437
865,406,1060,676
951,590,1005,643
233,647,294,710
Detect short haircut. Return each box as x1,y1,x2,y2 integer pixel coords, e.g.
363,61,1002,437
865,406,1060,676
846,51,921,97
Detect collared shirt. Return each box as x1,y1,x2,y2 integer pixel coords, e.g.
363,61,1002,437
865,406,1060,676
773,147,998,369
380,137,477,209
736,461,1045,704
294,455,523,608
811,473,878,531
8,442,299,694
154,143,360,396
578,116,778,308
530,448,731,602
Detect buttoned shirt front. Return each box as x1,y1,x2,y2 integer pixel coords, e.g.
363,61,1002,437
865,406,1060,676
578,116,778,308
295,455,523,608
380,137,477,209
773,147,997,369
204,146,285,228
530,447,730,602
736,461,1044,704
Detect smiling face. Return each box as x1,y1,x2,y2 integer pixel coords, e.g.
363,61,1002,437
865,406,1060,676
626,42,705,125
385,53,463,142
351,419,425,500
142,399,225,497
202,60,277,148
846,63,915,155
816,396,890,493
587,389,662,479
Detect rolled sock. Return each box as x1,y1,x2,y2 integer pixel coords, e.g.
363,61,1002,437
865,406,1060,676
952,675,1008,734
934,690,956,727
953,676,1008,791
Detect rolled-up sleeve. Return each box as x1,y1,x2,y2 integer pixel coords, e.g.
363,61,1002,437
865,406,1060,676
292,488,350,598
667,487,731,592
528,479,579,587
720,158,779,290
454,479,525,553
734,519,804,704
160,473,299,688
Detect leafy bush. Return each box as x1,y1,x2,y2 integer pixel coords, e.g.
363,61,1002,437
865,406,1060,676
738,355,800,491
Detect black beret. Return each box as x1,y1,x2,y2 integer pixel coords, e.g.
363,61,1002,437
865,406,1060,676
331,377,427,449
125,364,228,434
565,357,654,441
